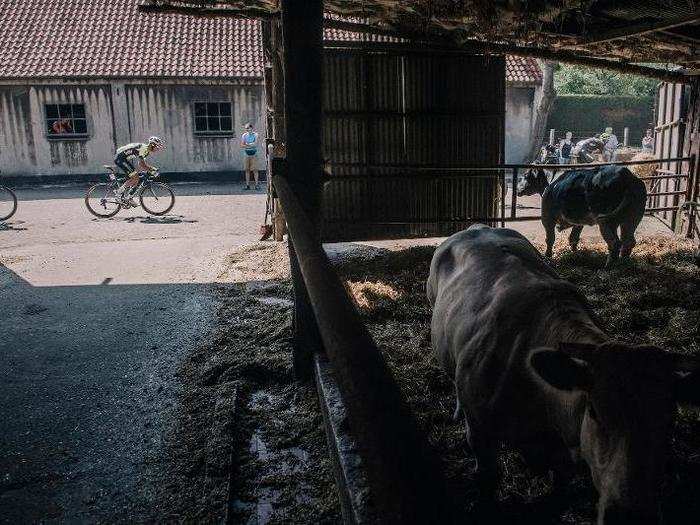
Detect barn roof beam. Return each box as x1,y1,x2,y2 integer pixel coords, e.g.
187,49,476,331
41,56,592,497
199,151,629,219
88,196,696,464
574,10,700,47
137,2,693,82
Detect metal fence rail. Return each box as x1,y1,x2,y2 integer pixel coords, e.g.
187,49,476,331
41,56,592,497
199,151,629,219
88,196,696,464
323,156,695,229
272,171,459,524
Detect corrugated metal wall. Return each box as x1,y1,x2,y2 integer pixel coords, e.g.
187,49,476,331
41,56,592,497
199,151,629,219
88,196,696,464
321,50,505,241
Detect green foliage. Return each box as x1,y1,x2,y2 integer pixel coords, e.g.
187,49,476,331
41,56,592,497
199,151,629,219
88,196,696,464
555,64,658,97
545,95,654,146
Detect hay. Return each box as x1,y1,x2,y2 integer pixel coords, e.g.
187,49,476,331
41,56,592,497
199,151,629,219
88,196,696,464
346,280,401,310
217,241,291,283
628,152,658,189
333,235,700,522
614,147,640,162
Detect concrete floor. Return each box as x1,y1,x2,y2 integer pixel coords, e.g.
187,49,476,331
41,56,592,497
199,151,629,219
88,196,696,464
0,182,267,523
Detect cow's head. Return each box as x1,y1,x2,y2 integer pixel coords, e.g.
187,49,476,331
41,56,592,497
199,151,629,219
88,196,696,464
530,342,700,524
517,168,548,197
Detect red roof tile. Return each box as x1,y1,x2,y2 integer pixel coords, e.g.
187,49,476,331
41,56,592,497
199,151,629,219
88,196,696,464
506,55,543,84
0,1,541,85
0,0,262,79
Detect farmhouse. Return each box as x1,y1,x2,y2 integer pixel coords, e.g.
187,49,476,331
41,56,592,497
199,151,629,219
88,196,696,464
0,0,542,180
0,0,265,180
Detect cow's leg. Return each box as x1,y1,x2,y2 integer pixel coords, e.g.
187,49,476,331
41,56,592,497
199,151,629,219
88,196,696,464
599,222,621,267
465,419,499,504
619,208,644,258
568,225,583,252
543,218,556,258
453,384,462,421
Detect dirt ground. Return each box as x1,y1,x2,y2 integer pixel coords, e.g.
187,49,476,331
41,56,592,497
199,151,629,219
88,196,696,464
185,224,697,524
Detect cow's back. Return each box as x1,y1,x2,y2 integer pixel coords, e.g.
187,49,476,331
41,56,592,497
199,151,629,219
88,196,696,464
428,225,562,377
428,224,595,441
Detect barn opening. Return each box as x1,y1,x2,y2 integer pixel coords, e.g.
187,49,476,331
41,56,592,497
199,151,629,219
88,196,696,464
140,1,699,523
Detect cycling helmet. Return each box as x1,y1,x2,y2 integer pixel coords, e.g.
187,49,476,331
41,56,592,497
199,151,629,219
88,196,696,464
148,136,165,149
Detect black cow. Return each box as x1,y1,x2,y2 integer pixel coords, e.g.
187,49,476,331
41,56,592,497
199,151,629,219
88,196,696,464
427,224,700,524
517,166,647,267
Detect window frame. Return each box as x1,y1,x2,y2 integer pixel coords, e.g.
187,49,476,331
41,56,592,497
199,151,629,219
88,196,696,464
192,101,235,136
44,103,89,140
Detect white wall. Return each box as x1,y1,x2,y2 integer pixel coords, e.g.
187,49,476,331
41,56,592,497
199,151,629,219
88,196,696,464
125,84,264,174
0,81,264,178
0,84,115,176
505,85,538,164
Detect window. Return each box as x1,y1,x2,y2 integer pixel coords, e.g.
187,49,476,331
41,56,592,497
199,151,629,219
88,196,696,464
193,102,233,134
45,103,88,137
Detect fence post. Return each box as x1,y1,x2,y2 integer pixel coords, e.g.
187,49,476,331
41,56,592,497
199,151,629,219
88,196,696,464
549,128,555,145
623,127,629,147
281,0,324,380
511,167,518,219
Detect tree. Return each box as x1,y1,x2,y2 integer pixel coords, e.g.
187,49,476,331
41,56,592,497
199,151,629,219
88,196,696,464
555,63,657,97
528,60,557,161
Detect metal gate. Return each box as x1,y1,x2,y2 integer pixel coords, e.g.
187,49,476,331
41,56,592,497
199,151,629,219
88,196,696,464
321,48,505,241
652,82,692,231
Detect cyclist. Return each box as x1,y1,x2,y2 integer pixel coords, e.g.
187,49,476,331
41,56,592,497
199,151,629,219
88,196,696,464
114,136,165,203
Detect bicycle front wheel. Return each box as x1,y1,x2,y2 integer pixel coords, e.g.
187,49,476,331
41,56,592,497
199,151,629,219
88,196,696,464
85,183,122,218
0,186,18,221
140,182,175,216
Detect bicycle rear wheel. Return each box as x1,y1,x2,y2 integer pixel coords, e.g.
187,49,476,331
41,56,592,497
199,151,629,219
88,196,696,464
140,182,175,216
0,186,18,221
85,183,122,218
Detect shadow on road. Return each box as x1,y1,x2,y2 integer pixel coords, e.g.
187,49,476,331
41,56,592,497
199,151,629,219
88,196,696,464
123,215,199,225
0,262,215,523
0,220,28,231
8,182,267,201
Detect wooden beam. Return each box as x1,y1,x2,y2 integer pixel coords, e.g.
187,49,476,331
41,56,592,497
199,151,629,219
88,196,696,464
575,10,700,47
281,0,324,379
138,0,277,19
325,39,691,83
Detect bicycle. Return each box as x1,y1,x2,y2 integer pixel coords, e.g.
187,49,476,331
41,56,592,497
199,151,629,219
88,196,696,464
84,166,175,218
0,171,18,222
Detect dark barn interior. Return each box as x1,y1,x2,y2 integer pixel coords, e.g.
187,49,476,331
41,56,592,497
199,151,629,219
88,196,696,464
141,1,700,522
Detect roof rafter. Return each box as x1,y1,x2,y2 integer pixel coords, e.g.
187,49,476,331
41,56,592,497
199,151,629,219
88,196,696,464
574,10,700,47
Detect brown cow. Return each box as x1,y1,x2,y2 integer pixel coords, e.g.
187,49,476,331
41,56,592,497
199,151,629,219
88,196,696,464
427,224,700,524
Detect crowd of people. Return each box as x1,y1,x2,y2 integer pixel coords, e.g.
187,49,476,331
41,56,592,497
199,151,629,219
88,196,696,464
538,126,655,165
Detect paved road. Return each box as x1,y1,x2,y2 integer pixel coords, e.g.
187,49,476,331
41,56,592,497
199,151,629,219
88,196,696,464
0,182,266,523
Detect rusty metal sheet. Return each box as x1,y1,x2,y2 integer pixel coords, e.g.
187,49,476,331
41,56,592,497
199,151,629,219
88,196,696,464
321,49,505,241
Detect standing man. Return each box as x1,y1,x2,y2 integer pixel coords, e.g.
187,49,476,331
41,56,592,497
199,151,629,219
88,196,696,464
642,129,655,153
240,122,259,190
601,126,619,162
559,131,573,164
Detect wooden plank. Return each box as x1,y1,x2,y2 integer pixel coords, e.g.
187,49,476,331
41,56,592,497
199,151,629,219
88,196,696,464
281,0,324,379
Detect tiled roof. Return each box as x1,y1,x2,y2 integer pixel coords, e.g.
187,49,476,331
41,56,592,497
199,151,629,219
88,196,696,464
0,0,262,79
506,55,543,84
0,1,541,84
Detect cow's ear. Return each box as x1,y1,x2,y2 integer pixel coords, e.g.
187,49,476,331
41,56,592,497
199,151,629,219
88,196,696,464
675,370,700,406
559,342,598,362
530,349,592,391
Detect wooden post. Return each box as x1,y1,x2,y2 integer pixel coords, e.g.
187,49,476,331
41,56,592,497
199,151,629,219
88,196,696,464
549,128,555,145
281,0,324,379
